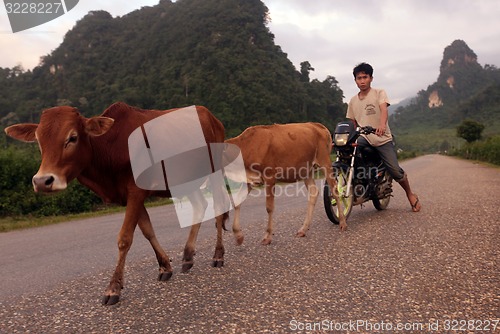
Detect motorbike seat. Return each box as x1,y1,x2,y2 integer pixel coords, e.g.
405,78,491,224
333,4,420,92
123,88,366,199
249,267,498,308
360,144,379,159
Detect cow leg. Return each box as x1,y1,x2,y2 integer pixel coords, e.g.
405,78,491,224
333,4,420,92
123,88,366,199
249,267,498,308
182,215,224,270
102,198,143,306
181,190,208,272
262,182,275,245
210,176,229,268
232,204,244,245
137,206,173,281
212,214,225,268
296,177,319,237
182,223,201,272
231,184,252,245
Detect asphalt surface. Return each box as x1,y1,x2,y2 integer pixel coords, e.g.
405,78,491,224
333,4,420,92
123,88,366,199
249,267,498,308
0,154,498,333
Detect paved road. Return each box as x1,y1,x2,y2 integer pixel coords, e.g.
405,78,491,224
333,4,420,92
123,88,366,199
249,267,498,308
0,155,498,333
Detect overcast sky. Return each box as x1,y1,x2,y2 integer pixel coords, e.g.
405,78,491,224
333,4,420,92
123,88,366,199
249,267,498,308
1,0,499,103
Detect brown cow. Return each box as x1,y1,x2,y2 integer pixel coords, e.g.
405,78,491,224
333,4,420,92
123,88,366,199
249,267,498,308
225,122,346,245
4,102,227,305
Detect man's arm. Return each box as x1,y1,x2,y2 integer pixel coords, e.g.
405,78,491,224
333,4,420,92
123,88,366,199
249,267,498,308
376,102,388,136
346,100,359,127
347,117,358,127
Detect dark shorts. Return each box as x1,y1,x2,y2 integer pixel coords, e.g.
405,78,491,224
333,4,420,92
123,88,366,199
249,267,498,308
357,137,405,182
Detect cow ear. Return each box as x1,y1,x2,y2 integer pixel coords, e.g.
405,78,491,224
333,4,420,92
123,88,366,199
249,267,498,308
85,117,115,136
4,123,38,142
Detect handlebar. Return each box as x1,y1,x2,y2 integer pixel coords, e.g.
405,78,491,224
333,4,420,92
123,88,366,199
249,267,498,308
359,126,376,135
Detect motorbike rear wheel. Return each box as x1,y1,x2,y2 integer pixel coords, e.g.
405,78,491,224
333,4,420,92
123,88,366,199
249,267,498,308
372,196,390,210
372,171,392,210
323,170,353,224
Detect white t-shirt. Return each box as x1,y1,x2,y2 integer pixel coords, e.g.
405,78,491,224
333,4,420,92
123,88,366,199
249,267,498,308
346,88,392,146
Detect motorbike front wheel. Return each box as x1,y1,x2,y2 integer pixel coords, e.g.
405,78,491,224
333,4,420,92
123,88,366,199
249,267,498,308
323,170,353,224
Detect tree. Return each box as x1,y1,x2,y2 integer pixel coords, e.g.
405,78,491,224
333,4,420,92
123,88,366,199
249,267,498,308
439,140,450,153
456,119,485,143
0,0,345,135
299,61,314,82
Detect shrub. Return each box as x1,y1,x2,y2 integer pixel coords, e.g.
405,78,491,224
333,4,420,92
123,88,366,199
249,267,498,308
0,145,101,217
452,135,500,165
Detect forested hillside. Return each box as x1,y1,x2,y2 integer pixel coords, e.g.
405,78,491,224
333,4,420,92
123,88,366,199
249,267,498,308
0,0,346,137
390,40,500,152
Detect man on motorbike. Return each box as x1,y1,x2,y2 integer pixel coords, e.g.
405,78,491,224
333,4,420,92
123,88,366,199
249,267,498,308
346,62,421,212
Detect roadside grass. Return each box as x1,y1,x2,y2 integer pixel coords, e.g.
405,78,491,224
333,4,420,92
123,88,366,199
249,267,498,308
0,198,172,233
395,126,464,153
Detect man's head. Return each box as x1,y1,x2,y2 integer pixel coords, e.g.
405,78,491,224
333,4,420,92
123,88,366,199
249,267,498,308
353,62,374,92
353,62,373,78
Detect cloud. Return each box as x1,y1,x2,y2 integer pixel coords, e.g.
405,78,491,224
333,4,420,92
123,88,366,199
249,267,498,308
0,1,159,69
265,0,500,102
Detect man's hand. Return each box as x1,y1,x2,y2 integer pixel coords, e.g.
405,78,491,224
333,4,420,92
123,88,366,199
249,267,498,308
376,124,386,136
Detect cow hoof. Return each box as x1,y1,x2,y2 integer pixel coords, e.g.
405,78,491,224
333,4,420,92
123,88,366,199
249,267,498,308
296,231,306,238
102,294,120,306
212,259,224,268
235,235,244,245
261,238,272,245
158,271,173,281
181,262,193,273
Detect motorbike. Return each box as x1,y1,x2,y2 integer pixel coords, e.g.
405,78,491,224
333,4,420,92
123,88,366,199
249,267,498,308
323,119,393,224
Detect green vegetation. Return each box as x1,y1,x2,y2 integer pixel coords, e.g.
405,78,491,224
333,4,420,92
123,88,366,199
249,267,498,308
390,40,500,154
1,6,499,229
0,144,102,217
451,135,500,165
0,0,346,135
456,119,485,143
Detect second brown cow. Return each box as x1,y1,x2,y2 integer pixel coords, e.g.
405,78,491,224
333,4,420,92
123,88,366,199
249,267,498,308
226,122,346,245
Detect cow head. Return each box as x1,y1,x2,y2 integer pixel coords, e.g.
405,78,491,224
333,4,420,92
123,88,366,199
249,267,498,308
5,106,114,192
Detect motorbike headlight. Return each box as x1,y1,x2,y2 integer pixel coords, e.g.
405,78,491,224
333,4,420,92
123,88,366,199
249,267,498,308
334,133,349,146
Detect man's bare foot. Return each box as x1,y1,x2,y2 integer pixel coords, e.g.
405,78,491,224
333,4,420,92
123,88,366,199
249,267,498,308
409,194,421,212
